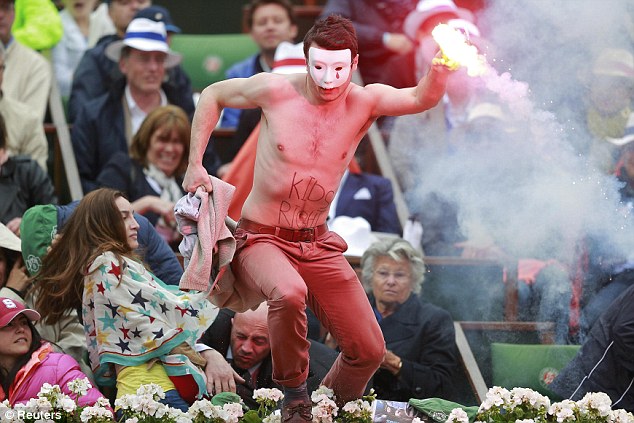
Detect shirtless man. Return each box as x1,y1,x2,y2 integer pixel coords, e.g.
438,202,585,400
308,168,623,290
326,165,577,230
183,15,451,422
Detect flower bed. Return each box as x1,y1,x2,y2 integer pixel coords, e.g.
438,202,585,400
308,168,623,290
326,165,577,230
1,379,633,423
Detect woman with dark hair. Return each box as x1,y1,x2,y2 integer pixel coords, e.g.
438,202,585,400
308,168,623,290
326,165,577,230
0,297,105,405
30,188,216,411
97,105,190,244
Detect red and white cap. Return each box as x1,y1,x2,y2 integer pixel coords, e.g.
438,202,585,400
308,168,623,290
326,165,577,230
404,0,474,40
0,298,40,328
272,42,307,75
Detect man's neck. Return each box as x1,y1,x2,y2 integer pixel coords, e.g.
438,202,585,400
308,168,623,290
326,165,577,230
128,87,162,113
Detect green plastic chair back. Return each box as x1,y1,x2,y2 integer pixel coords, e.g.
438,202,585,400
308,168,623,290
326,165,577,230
170,33,259,92
491,343,581,399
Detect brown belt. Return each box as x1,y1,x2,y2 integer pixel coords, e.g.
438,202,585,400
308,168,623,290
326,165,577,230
237,218,329,243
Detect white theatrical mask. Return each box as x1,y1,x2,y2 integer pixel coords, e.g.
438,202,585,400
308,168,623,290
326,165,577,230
308,47,352,89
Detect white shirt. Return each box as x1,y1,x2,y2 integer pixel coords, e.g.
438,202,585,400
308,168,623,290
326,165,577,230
124,85,168,136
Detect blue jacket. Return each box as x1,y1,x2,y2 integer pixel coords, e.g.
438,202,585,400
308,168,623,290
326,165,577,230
336,172,401,234
67,34,195,122
219,54,262,128
57,201,183,286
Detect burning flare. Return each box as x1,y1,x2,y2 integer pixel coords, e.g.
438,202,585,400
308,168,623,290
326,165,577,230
431,23,489,77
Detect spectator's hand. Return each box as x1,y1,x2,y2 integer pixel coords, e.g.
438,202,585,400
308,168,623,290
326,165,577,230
217,162,232,179
183,162,212,193
383,33,414,55
6,217,22,236
380,349,402,375
6,258,30,294
200,349,245,395
133,197,176,225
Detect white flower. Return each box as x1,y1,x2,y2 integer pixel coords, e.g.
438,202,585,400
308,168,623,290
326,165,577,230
124,418,139,423
548,400,576,422
166,406,192,423
447,408,470,423
312,397,338,423
253,388,284,404
37,383,57,397
610,408,634,422
222,402,245,423
94,397,112,408
79,405,114,422
341,399,371,418
311,386,335,403
67,378,93,396
577,392,612,417
263,412,282,423
188,399,223,419
412,418,423,423
58,397,77,413
515,420,536,423
135,383,166,400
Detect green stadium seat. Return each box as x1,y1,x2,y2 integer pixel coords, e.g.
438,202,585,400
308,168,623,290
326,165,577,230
491,343,581,399
170,34,259,92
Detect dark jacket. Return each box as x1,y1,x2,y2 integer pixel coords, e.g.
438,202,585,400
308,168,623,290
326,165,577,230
551,284,634,411
370,293,458,401
337,172,401,234
96,152,185,226
71,79,204,194
199,309,337,409
67,34,195,122
320,0,417,88
0,155,57,225
57,201,183,286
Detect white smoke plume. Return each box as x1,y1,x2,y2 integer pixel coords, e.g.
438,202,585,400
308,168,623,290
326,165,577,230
398,0,634,266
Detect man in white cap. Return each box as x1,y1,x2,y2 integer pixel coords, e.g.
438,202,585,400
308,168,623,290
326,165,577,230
71,17,185,193
183,15,452,422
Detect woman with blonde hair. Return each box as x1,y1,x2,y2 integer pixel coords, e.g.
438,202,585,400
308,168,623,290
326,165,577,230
31,188,216,411
97,105,191,245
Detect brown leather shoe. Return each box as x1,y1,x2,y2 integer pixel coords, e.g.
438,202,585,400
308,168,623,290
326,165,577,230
282,401,313,422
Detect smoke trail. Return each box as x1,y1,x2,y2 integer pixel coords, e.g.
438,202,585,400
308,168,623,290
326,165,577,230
397,0,634,266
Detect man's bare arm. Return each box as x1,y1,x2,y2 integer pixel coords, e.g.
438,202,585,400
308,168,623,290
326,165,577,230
183,74,271,193
367,62,452,118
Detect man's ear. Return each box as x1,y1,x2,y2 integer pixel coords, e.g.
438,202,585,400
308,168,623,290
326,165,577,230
119,57,127,74
352,54,359,71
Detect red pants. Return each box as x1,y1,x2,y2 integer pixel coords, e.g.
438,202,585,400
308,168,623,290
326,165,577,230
232,228,385,403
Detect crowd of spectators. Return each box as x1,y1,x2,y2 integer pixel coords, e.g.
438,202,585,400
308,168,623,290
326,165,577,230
1,0,634,415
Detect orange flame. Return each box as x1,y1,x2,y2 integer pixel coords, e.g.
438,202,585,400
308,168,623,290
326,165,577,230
431,23,489,77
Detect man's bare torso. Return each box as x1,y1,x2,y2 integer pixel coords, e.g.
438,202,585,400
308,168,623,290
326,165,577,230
241,74,375,229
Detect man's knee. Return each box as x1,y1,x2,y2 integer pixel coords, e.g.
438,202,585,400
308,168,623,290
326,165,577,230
269,282,308,310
